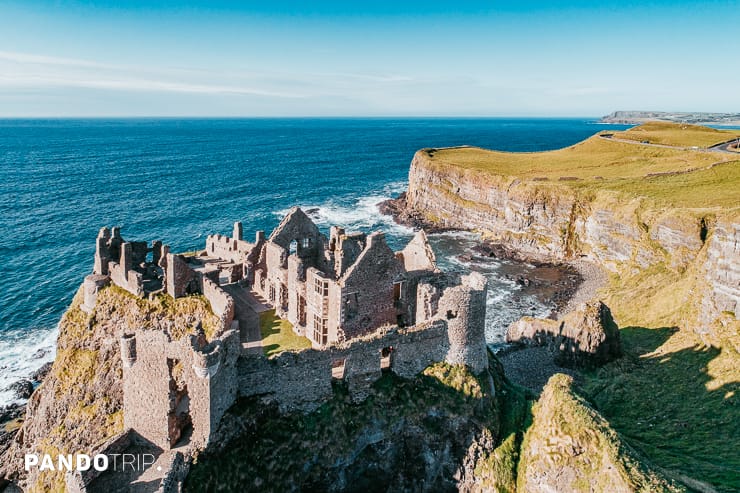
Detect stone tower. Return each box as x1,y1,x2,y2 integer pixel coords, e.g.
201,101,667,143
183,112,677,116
439,272,488,374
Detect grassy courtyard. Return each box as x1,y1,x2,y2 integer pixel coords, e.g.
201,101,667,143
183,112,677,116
259,309,312,357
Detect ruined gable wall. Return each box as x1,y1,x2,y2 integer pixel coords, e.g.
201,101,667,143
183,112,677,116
268,207,322,251
339,233,405,340
400,230,437,272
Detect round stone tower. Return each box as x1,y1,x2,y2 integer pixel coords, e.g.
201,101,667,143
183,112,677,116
440,272,488,374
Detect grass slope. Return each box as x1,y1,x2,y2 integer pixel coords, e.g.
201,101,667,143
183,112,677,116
611,121,740,148
518,374,684,492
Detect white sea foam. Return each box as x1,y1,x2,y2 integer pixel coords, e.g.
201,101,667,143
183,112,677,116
0,327,57,406
275,182,413,240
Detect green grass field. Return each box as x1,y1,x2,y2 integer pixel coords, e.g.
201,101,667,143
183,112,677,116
259,309,311,357
611,121,740,148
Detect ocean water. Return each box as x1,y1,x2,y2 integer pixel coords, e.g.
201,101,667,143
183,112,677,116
0,118,629,405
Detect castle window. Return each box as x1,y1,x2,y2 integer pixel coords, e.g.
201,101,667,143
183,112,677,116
343,292,359,321
269,284,276,303
302,237,311,249
314,277,328,296
313,314,328,345
446,310,457,320
289,239,298,255
393,281,404,301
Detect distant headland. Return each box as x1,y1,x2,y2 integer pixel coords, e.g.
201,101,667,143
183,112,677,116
600,110,740,126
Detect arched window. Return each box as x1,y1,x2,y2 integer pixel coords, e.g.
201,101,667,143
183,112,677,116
289,239,298,255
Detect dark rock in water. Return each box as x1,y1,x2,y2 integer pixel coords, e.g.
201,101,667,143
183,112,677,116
31,349,48,359
305,207,320,215
31,362,53,383
506,300,622,369
0,403,23,423
6,380,34,400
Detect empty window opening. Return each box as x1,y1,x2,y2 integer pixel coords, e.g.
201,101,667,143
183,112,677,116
280,284,288,309
302,237,311,249
343,292,359,321
314,278,329,296
167,358,192,447
393,281,404,301
331,358,346,380
313,315,328,346
298,296,307,326
446,310,457,320
381,346,393,370
289,239,298,255
269,284,276,303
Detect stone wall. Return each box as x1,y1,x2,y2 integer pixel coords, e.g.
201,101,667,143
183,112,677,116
205,231,256,266
64,430,133,493
339,232,405,340
237,320,450,412
201,277,235,335
165,253,199,298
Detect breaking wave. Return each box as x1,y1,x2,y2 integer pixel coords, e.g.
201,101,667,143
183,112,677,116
0,327,57,406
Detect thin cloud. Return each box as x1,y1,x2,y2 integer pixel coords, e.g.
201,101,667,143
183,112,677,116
0,51,306,98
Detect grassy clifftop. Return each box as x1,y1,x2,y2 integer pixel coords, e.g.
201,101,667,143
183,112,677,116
611,121,740,148
422,122,739,210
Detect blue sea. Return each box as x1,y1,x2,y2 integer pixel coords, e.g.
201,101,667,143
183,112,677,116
0,118,629,405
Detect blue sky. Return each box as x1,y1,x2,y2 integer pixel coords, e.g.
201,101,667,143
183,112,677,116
1,1,738,117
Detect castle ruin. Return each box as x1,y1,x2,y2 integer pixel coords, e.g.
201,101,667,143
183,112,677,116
70,208,488,492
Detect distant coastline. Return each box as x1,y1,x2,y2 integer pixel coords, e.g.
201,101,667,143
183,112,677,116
600,110,740,126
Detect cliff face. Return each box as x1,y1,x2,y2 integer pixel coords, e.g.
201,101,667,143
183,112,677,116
404,150,739,336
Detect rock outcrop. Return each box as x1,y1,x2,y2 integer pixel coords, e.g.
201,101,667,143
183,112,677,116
506,300,622,368
517,374,685,493
0,285,220,491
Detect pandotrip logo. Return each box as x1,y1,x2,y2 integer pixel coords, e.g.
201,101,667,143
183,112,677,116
24,453,157,473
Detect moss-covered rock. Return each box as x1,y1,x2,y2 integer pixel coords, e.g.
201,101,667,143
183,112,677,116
517,374,684,493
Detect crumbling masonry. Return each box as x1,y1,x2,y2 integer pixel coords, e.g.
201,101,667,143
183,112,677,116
73,208,488,492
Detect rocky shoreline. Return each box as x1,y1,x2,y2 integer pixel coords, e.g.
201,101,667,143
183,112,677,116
378,194,610,393
0,363,52,459
379,193,600,318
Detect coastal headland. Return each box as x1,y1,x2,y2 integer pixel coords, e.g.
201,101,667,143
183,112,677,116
381,121,740,491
